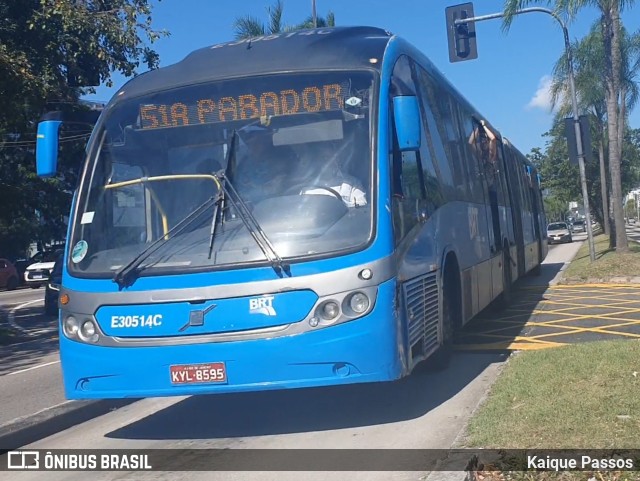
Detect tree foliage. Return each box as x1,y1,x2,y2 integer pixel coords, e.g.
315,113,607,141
531,123,640,229
502,0,638,252
0,0,166,258
233,0,335,39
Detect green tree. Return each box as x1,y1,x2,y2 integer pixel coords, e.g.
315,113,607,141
529,122,640,231
503,0,638,252
233,0,335,39
543,196,570,222
0,0,166,258
549,23,640,240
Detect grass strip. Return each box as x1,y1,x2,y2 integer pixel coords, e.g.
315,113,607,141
465,340,640,449
463,340,640,480
562,233,640,282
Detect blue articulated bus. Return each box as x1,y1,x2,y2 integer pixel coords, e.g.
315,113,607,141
36,27,547,399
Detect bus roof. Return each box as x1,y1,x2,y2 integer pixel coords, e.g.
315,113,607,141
117,26,393,101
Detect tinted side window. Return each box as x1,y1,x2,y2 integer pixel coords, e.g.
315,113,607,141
459,114,486,203
413,69,454,194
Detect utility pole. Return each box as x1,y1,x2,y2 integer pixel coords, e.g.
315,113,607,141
451,6,597,262
312,0,317,27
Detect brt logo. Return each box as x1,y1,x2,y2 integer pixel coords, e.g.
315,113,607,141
249,296,276,316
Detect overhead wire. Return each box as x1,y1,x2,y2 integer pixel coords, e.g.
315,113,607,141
0,133,92,148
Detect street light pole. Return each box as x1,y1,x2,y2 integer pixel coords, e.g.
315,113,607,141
455,7,596,261
312,0,317,27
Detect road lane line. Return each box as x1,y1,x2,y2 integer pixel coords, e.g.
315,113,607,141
3,336,59,348
6,360,61,376
7,299,43,334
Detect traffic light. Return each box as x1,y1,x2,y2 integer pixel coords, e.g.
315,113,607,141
445,3,478,62
564,115,593,165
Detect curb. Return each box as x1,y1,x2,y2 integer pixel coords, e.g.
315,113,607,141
424,359,510,481
0,398,138,453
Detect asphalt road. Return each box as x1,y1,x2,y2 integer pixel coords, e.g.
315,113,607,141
0,287,65,430
2,352,506,481
0,240,582,481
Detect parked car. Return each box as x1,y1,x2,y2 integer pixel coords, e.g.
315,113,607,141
24,248,64,289
44,254,63,316
0,258,19,291
11,258,29,286
547,222,573,244
571,219,586,233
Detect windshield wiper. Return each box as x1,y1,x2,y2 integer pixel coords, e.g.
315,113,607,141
209,129,290,278
216,170,291,278
113,195,217,290
114,130,290,289
207,130,237,260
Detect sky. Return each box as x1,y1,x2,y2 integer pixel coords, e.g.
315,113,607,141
83,0,640,155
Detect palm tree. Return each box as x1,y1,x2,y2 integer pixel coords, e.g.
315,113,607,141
233,0,335,40
503,0,638,252
233,0,285,39
293,11,336,30
549,24,640,240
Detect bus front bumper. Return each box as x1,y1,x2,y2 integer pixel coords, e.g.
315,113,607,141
60,280,404,399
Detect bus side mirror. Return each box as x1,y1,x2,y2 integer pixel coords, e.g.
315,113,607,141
36,119,62,177
393,96,421,151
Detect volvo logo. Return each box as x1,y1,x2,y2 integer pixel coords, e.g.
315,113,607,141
179,303,217,332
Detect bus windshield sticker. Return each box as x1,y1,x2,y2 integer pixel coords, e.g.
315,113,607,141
138,82,345,130
71,240,89,263
80,211,95,224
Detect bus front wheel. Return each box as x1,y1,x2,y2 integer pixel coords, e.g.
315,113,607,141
428,263,461,370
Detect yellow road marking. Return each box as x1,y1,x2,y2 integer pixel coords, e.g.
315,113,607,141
457,284,640,350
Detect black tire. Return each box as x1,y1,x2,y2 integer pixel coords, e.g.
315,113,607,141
427,265,460,370
6,276,18,291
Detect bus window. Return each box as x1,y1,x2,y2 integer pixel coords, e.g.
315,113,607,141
411,77,445,214
111,164,147,243
413,69,454,194
458,114,485,203
390,56,427,242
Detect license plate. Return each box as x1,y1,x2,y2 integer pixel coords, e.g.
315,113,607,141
32,275,43,279
169,362,227,384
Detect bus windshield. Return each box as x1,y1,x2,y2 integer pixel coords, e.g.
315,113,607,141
68,71,375,278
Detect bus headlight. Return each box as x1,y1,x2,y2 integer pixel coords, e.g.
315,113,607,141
319,301,340,320
307,286,377,331
347,292,369,314
78,319,99,343
64,316,79,337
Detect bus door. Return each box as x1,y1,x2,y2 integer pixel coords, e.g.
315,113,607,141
470,119,501,255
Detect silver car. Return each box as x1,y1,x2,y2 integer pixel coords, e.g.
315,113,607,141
547,222,573,244
571,220,586,233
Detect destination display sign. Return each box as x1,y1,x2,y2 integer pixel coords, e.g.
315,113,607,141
139,82,344,130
